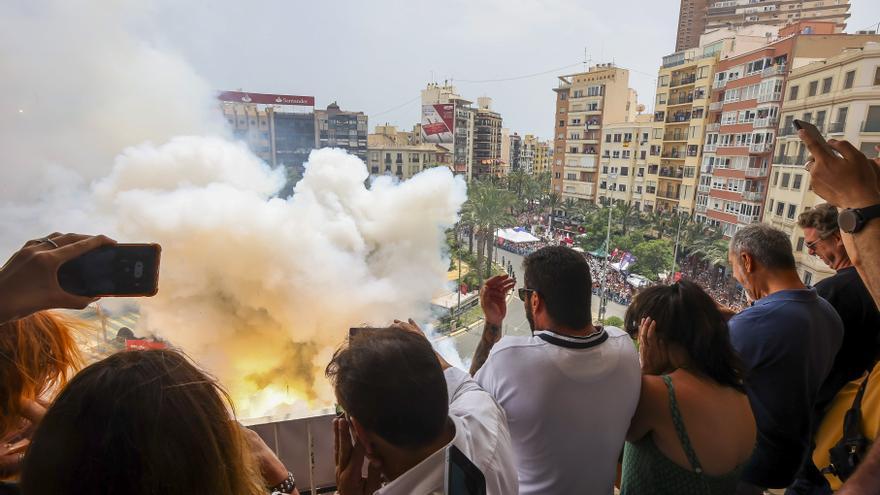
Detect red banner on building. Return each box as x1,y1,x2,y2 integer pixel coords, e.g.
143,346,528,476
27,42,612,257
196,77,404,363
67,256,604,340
217,91,315,107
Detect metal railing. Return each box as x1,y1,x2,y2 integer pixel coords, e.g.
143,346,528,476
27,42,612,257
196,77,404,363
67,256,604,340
753,117,778,129
737,213,760,225
709,101,723,111
706,123,720,132
757,92,782,103
664,133,688,141
659,169,684,179
749,142,773,153
671,75,697,87
762,65,787,77
667,115,692,124
743,190,763,202
745,167,769,178
704,143,718,152
712,79,726,89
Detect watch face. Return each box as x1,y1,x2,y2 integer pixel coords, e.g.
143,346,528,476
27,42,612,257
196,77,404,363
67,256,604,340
839,209,859,233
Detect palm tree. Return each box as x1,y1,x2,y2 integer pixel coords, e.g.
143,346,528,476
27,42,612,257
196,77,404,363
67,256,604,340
544,192,561,232
613,201,642,236
463,181,515,282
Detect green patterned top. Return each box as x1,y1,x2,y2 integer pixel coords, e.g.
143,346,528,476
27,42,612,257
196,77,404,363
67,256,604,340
620,375,743,495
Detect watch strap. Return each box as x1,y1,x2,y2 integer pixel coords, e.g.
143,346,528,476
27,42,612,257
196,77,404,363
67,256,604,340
851,204,880,233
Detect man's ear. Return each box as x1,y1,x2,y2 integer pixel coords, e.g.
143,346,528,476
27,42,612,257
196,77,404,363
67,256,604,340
349,416,383,467
741,251,753,274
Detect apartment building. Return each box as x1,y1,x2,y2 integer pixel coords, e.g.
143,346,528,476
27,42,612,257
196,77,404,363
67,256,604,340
315,102,369,162
676,0,710,51
533,138,552,175
551,64,637,203
700,22,880,236
704,0,850,33
765,40,880,285
510,133,522,172
520,135,537,174
367,124,452,181
472,97,503,179
421,83,475,180
596,115,654,208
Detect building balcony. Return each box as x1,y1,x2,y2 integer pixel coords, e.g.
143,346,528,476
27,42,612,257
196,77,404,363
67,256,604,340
704,143,718,153
663,133,688,142
659,168,684,179
753,117,778,129
762,64,787,77
661,151,686,160
745,167,769,178
743,190,764,202
827,122,846,135
749,142,773,154
657,190,681,200
757,92,782,104
709,101,723,111
712,79,726,90
737,213,761,225
667,114,692,124
706,122,721,132
670,75,696,88
696,203,708,213
667,95,695,107
698,184,710,193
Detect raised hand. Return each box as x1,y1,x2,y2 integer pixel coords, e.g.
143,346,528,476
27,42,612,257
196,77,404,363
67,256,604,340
801,131,880,209
480,275,517,326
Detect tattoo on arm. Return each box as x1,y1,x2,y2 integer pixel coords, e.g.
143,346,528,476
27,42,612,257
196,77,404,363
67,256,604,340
470,322,501,377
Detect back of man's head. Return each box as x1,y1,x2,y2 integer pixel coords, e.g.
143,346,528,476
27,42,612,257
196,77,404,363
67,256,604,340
797,203,839,237
325,327,448,450
523,246,592,329
730,223,796,272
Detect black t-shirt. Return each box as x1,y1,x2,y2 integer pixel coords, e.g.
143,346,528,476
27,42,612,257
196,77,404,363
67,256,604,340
815,266,880,409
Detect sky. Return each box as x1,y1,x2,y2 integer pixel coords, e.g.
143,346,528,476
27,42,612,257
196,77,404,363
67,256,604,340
150,0,880,140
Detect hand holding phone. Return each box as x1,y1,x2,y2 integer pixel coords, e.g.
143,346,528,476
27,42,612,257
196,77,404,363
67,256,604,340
57,243,161,297
793,119,838,159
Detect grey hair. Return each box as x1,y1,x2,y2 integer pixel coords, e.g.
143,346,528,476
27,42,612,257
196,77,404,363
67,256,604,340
729,223,796,270
797,203,839,239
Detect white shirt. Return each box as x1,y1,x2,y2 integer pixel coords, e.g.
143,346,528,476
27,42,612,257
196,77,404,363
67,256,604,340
475,326,641,495
375,367,519,495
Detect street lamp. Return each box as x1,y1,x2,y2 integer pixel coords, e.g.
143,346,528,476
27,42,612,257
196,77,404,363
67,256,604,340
670,210,686,279
598,173,617,322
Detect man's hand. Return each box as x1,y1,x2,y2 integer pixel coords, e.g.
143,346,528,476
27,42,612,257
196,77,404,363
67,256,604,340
0,233,117,323
801,132,880,209
392,319,452,369
480,275,516,327
334,417,382,495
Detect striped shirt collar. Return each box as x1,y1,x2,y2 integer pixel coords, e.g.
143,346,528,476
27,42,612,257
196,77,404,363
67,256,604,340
534,327,608,349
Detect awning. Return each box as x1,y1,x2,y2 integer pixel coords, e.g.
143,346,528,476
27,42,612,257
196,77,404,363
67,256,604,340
496,228,540,244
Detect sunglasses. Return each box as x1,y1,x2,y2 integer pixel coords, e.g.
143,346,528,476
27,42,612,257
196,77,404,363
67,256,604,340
518,288,536,302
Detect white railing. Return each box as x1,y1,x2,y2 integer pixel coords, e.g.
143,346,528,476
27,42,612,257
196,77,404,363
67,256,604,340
762,65,786,77
745,167,768,177
698,184,710,193
712,79,726,89
742,190,763,201
749,142,772,153
706,123,721,132
757,92,782,103
709,101,723,111
737,213,760,224
753,117,778,128
704,143,718,152
696,204,708,213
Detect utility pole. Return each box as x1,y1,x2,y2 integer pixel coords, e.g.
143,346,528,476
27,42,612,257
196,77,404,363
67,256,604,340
670,211,685,280
599,174,617,322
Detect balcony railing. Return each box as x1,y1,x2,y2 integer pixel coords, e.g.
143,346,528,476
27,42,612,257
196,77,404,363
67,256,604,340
667,114,692,124
709,101,723,111
754,117,778,129
664,133,688,141
774,155,798,165
713,79,726,89
659,168,684,179
827,122,846,134
704,143,718,152
698,184,710,193
749,142,773,153
737,213,761,225
743,190,764,202
757,92,782,103
706,122,721,132
762,64,787,77
745,167,769,178
671,75,697,87
661,151,685,159
657,190,681,200
696,204,708,213
668,95,695,106
647,167,659,175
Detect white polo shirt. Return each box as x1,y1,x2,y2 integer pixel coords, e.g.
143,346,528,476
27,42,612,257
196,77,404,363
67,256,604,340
475,326,641,495
375,367,519,495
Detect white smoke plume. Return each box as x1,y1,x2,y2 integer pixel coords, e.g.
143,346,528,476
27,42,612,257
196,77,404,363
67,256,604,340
1,1,467,417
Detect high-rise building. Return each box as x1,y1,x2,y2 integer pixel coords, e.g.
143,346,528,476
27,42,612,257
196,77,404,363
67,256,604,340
645,26,780,215
552,64,638,203
472,97,503,179
704,0,850,34
533,138,553,175
421,83,475,180
367,124,452,181
510,133,522,172
520,134,542,174
596,115,654,208
675,0,710,51
764,40,880,285
700,22,879,236
219,90,317,184
315,102,368,162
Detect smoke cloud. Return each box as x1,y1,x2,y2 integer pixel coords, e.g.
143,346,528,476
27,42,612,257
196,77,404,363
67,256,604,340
1,1,467,417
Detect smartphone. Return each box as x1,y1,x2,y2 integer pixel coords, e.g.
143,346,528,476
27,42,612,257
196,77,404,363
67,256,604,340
793,119,838,157
57,244,161,297
445,444,486,495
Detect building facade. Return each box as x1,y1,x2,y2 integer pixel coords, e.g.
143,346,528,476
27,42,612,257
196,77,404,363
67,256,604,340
765,40,880,285
533,138,552,175
472,97,503,179
367,124,452,181
315,102,368,162
509,133,522,172
704,0,850,33
676,0,710,51
552,64,637,203
596,115,654,208
421,83,475,180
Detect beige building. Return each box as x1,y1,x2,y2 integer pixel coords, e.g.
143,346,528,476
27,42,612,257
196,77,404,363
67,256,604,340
551,64,638,204
367,124,452,180
473,97,503,179
421,83,475,180
705,0,850,33
521,134,539,174
597,115,655,208
221,103,274,163
765,40,880,285
533,137,552,175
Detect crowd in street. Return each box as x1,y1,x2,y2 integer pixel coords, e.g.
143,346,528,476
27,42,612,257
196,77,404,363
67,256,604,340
1,135,880,495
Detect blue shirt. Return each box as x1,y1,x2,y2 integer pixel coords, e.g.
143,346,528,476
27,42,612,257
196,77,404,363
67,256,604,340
729,288,843,488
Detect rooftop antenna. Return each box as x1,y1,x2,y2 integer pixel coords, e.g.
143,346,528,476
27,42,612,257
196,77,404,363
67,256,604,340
583,47,593,71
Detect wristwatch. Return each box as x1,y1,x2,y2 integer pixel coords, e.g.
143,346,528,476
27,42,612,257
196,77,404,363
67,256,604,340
269,471,296,494
838,204,880,234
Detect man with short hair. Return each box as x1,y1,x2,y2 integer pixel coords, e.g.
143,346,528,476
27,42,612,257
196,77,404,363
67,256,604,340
727,224,844,494
328,326,518,495
470,246,641,495
798,204,880,404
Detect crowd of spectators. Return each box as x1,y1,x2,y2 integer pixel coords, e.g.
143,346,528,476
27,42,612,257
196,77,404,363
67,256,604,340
1,133,880,494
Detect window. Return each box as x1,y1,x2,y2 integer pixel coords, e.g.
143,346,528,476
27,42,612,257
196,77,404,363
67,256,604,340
640,150,646,160
605,134,612,143
566,173,577,180
844,70,856,89
789,85,799,100
837,107,848,127
875,67,880,86
559,120,564,127
624,133,633,142
866,106,880,132
792,174,802,190
796,237,805,252
621,166,629,176
614,134,622,142
808,80,818,97
821,77,832,94
619,184,627,192
816,110,826,129
776,201,785,216
787,204,797,220
773,171,779,186
602,166,609,174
